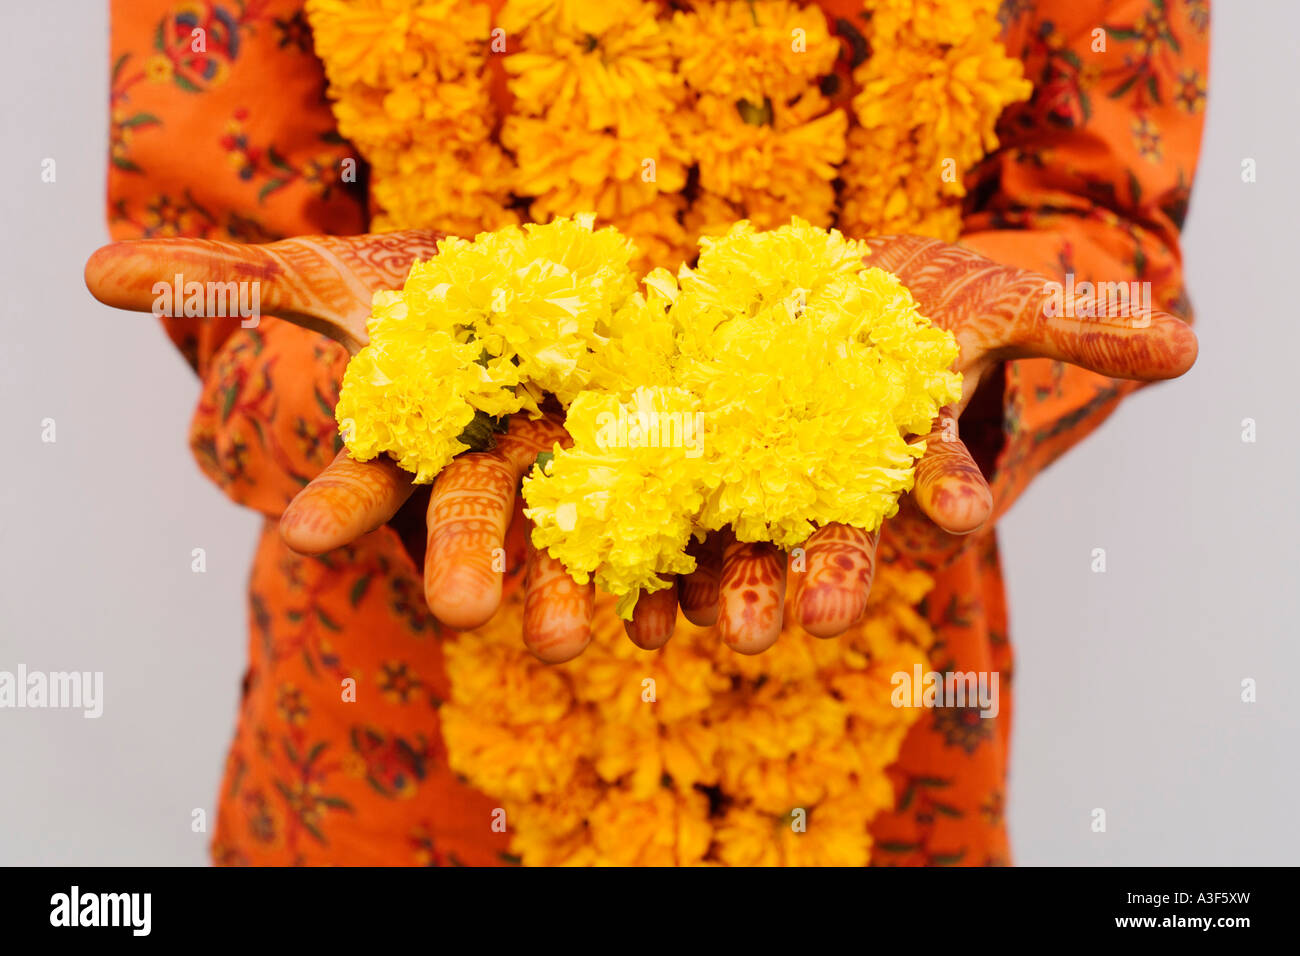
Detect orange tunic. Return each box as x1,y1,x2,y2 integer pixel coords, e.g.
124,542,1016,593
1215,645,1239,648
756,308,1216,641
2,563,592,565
103,0,1208,865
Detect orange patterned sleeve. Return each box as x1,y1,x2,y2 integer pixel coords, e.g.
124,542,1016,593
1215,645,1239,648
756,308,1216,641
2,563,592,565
106,0,366,515
959,0,1209,519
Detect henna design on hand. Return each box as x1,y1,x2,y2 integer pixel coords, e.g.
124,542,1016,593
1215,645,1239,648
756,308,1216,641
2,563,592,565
523,541,594,664
625,580,679,650
716,539,787,655
87,230,1199,658
424,414,568,631
793,524,879,638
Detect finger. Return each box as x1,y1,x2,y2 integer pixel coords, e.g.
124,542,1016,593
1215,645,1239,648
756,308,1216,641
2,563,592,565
423,452,518,630
424,415,566,630
85,237,368,351
717,540,786,656
280,450,415,554
909,409,993,535
1003,273,1198,381
793,524,879,638
679,532,723,627
860,237,1199,382
624,580,678,650
84,231,443,354
522,540,595,664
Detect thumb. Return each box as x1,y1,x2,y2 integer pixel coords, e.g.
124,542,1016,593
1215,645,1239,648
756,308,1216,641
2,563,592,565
1001,270,1198,381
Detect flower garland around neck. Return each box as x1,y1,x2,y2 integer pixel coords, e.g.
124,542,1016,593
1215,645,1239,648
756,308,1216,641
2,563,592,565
305,0,1030,266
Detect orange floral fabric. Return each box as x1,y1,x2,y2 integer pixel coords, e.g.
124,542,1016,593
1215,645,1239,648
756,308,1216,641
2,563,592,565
104,0,1208,865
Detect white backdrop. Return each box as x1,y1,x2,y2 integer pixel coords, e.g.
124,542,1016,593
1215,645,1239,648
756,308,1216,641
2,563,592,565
0,1,1295,865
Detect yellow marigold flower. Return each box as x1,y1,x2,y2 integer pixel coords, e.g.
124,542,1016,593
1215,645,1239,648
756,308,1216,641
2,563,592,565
856,32,1029,172
584,266,681,393
714,795,877,867
306,0,489,90
338,214,644,480
403,214,642,407
524,386,707,616
506,772,606,865
501,0,693,248
675,219,962,548
505,0,683,132
367,131,519,236
672,0,839,104
500,0,630,36
872,0,1001,46
586,787,714,865
306,0,516,234
505,121,686,217
684,92,846,227
842,7,1031,238
334,295,486,482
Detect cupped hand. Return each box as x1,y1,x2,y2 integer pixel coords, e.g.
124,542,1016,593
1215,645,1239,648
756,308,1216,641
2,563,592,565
629,234,1198,654
85,231,1197,661
85,231,596,662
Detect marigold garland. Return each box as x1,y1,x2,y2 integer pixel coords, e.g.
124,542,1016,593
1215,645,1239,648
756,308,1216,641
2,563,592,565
306,0,1030,263
439,556,937,865
305,0,1031,866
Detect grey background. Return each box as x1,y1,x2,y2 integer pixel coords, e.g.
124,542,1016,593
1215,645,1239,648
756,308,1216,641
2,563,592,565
0,2,1295,865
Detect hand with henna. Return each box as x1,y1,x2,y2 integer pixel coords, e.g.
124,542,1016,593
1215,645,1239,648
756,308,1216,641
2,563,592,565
85,231,1197,662
85,231,585,663
662,234,1197,656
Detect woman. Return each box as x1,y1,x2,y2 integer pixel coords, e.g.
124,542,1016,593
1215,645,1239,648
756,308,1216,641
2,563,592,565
86,0,1207,865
